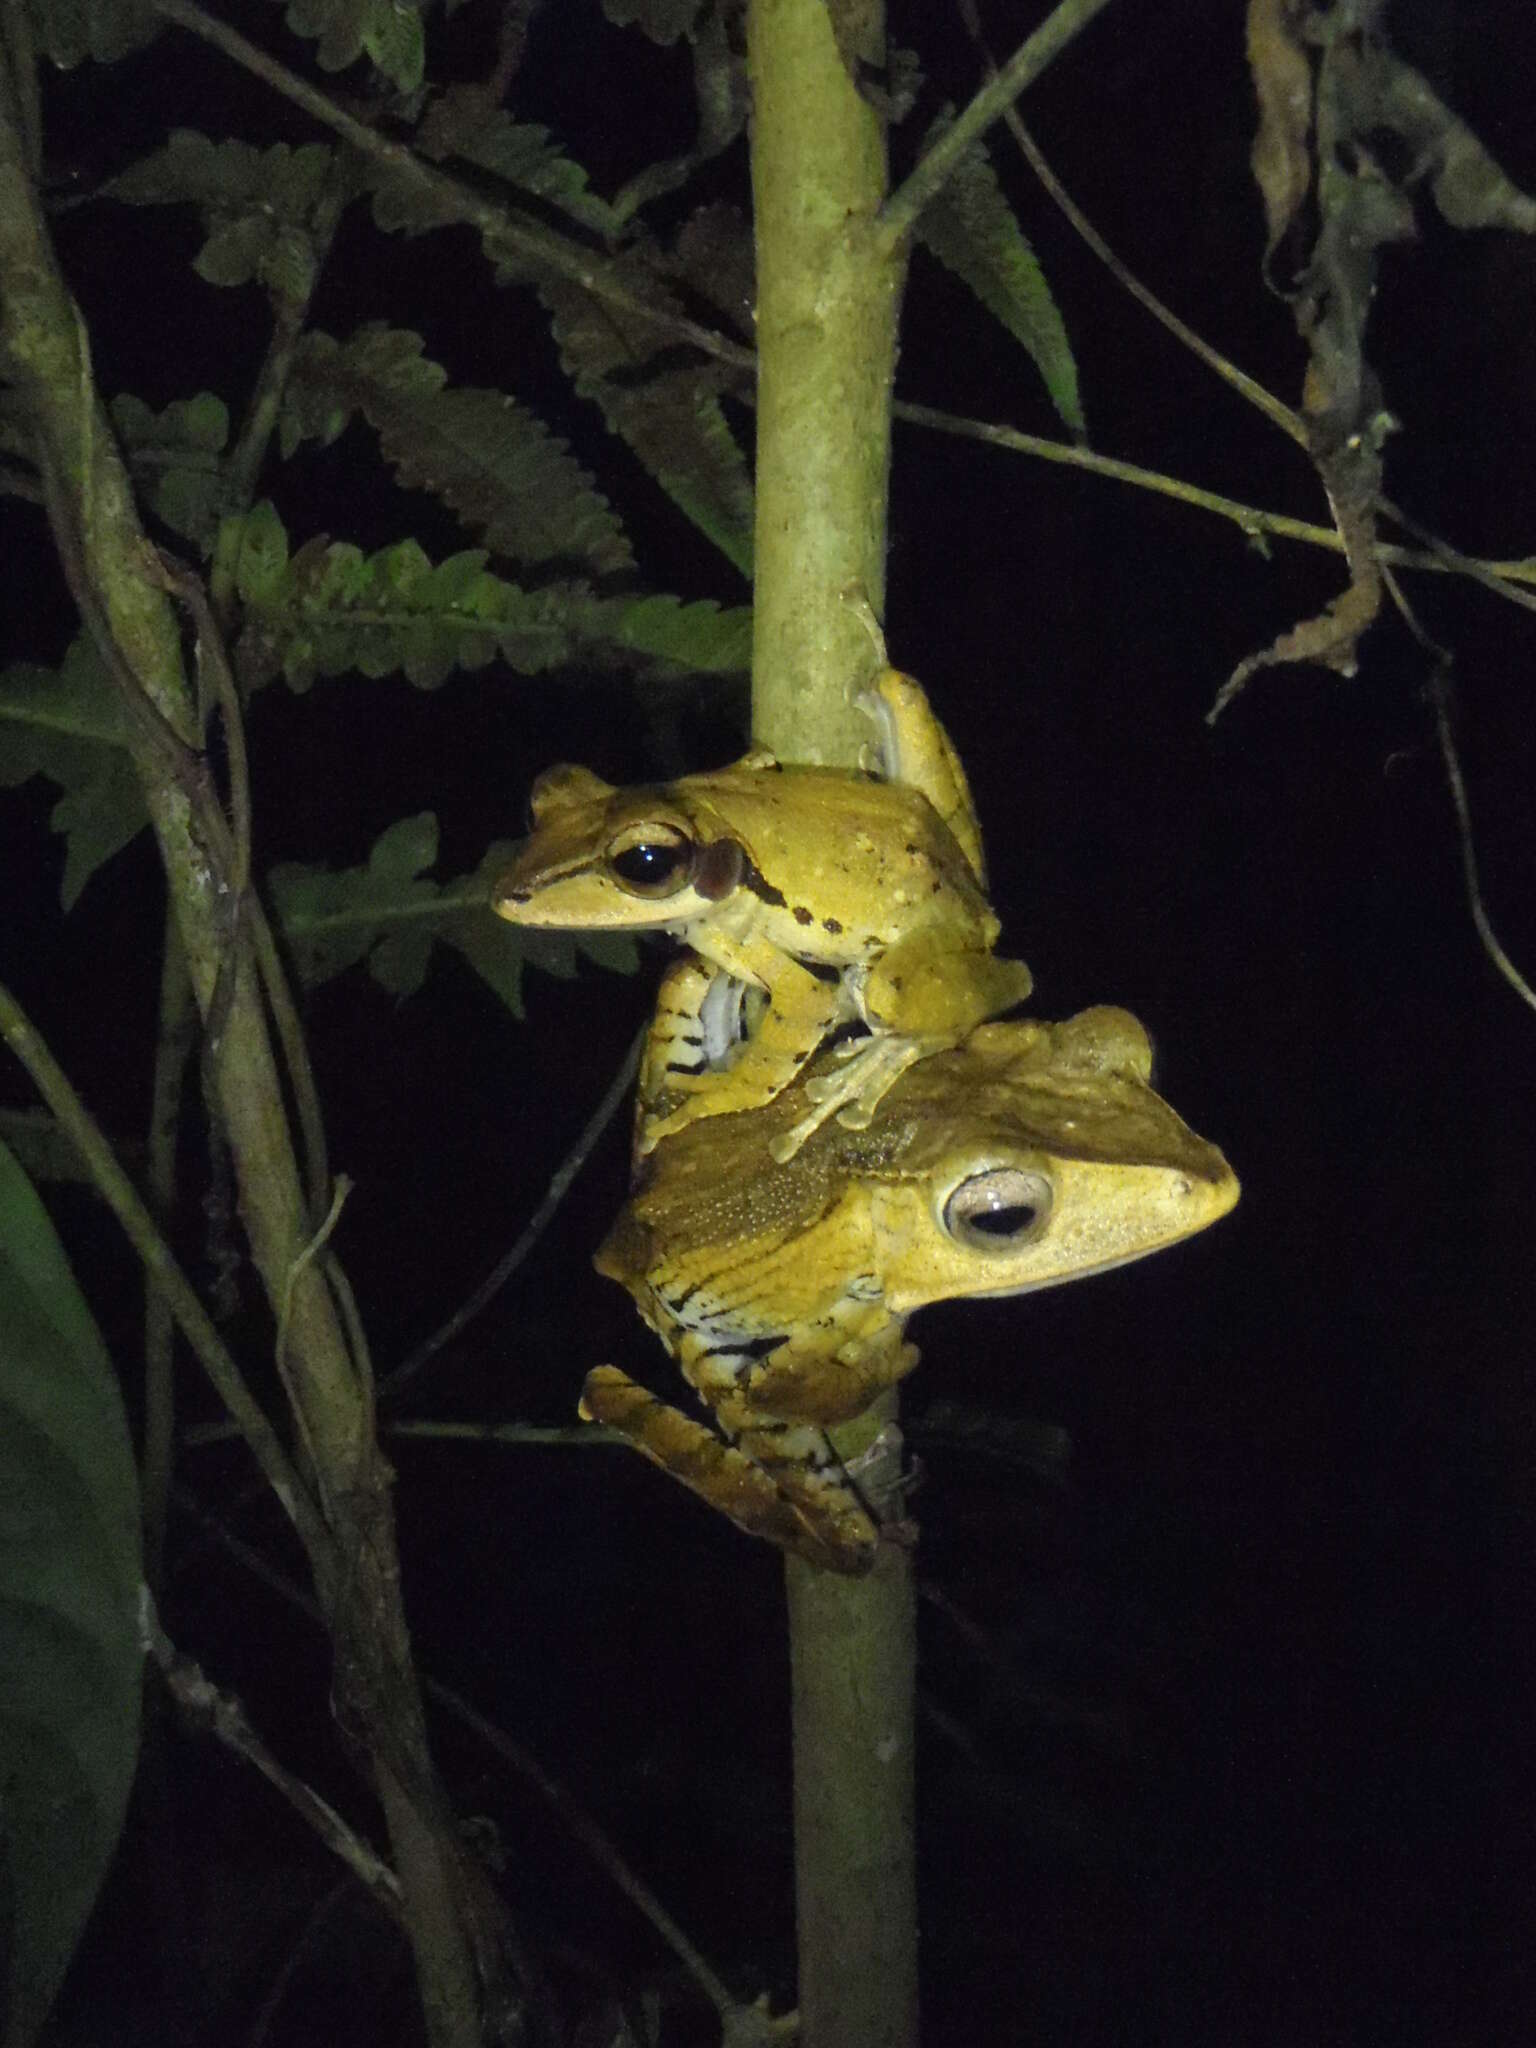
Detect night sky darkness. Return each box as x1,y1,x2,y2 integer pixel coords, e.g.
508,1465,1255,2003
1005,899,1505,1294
5,4,1536,2043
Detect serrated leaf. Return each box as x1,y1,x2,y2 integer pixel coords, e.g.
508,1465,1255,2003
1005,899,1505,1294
0,1140,141,2048
602,0,701,43
24,0,159,66
268,819,638,1010
275,0,424,91
525,255,754,576
194,214,276,289
916,109,1084,441
236,535,594,691
104,133,340,297
672,203,755,337
109,391,232,550
404,93,621,241
283,327,633,576
439,841,640,1014
0,638,147,904
611,594,751,673
233,500,290,603
268,813,440,990
235,531,749,694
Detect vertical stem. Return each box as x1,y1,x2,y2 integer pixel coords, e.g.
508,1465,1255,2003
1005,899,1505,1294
786,1534,918,2048
747,4,918,2044
749,0,904,765
142,904,197,1596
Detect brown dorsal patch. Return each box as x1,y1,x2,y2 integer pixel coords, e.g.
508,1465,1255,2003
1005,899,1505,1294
694,837,746,900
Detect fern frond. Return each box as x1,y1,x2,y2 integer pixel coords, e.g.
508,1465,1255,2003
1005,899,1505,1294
26,0,158,66
270,0,424,92
283,326,633,576
522,251,754,577
104,131,340,296
916,109,1085,441
109,391,231,551
0,637,146,906
268,816,638,1011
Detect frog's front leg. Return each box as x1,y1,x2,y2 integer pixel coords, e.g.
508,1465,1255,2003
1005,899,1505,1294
637,934,845,1154
579,1367,880,1574
841,591,988,886
772,937,1035,1157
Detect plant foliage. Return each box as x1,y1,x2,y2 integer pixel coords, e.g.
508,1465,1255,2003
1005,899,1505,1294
0,1142,141,2048
917,107,1084,441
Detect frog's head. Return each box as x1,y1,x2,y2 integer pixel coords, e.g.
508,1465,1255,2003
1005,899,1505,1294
492,764,750,929
868,1008,1240,1313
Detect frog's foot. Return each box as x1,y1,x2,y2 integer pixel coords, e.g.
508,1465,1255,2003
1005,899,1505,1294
581,1367,880,1574
769,1032,939,1162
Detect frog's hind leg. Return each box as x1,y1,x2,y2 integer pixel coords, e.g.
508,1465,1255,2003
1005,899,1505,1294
580,1366,879,1574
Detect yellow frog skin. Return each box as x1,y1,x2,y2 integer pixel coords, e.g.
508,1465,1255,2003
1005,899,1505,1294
582,1007,1240,1575
492,666,1034,1160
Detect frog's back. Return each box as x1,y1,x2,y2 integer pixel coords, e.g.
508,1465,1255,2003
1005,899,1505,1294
678,761,992,947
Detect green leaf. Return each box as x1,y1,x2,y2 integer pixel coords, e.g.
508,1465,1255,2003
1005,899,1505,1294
916,109,1085,441
104,133,340,297
0,638,147,906
233,500,290,604
402,94,622,241
527,254,754,576
109,391,232,551
268,819,638,1011
236,528,751,694
283,327,633,575
0,1141,141,2048
238,536,583,691
602,0,702,44
24,0,159,66
276,0,425,91
611,594,752,673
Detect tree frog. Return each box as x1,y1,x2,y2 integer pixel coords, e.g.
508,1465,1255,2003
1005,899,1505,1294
492,665,1034,1160
582,1006,1240,1574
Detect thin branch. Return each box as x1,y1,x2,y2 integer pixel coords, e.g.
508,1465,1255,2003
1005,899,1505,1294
1378,567,1536,1016
879,0,1121,248
142,1588,405,1922
387,1420,627,1448
172,1490,744,2019
433,1679,742,2021
142,906,198,1596
1379,496,1536,613
957,4,1306,449
381,1021,645,1403
149,0,755,380
893,398,1536,590
1431,676,1536,1013
222,182,347,518
0,974,333,1569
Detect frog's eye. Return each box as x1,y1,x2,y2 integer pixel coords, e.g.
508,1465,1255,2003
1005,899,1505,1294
607,823,695,897
943,1168,1053,1250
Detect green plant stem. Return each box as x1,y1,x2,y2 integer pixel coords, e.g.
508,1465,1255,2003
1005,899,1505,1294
747,3,918,2043
0,972,328,1568
142,904,198,1596
879,0,1121,248
749,0,901,765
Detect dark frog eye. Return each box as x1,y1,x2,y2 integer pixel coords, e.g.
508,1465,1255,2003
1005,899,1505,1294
606,823,695,897
943,1167,1053,1251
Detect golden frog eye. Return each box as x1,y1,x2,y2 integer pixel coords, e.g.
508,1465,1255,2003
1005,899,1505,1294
607,823,695,896
942,1167,1053,1250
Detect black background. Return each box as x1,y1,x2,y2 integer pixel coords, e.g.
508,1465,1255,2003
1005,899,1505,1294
5,3,1535,2043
